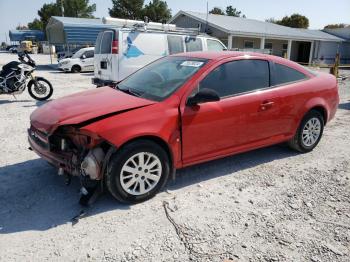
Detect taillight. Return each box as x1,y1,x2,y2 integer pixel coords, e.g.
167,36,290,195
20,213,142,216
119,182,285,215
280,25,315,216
112,40,119,54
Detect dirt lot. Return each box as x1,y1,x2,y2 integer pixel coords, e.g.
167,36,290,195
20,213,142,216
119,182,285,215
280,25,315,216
0,52,349,262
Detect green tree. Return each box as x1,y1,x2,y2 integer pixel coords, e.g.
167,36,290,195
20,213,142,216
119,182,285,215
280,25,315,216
28,18,44,30
226,5,245,17
109,0,144,20
16,24,28,30
324,23,347,29
28,0,96,33
265,18,276,23
275,13,309,29
143,0,171,22
59,0,96,18
210,6,245,17
37,2,61,30
209,7,225,15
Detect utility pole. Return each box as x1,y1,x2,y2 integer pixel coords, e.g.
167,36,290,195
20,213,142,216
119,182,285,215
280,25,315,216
61,0,64,17
204,1,208,33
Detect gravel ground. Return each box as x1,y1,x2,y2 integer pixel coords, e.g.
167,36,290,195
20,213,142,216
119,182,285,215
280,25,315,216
0,52,349,262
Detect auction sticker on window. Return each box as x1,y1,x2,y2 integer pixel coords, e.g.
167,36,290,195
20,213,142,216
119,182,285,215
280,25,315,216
180,61,204,67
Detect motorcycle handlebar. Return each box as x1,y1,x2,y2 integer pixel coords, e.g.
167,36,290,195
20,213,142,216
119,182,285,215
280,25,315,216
18,51,36,66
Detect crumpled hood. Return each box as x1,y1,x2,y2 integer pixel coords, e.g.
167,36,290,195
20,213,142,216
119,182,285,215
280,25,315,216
30,87,155,133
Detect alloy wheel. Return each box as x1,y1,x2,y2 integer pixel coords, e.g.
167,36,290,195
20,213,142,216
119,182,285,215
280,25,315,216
302,117,321,147
120,152,162,196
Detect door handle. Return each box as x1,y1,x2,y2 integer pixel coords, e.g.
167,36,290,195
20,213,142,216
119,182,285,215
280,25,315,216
260,101,274,111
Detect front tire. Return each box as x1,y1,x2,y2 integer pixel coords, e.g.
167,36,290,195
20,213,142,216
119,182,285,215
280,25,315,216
288,110,324,153
106,140,170,203
28,77,53,101
71,65,81,73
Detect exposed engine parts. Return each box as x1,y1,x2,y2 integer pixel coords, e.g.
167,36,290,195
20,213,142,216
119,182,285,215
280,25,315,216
81,147,105,180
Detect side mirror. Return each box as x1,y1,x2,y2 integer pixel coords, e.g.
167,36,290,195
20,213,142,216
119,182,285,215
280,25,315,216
81,54,86,59
186,88,220,106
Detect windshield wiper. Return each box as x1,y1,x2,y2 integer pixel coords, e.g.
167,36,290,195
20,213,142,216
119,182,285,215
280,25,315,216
115,85,143,97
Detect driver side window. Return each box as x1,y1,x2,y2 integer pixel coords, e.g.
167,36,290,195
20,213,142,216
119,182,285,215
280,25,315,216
199,59,270,98
84,50,94,58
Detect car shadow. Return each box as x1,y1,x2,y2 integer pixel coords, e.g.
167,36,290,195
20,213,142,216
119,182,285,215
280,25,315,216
0,158,128,234
0,99,32,105
0,144,297,234
35,65,57,72
338,101,350,110
21,99,52,108
81,72,94,76
167,144,298,190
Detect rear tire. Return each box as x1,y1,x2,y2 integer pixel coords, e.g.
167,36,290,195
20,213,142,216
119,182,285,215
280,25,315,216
71,65,81,73
288,110,324,153
106,140,170,203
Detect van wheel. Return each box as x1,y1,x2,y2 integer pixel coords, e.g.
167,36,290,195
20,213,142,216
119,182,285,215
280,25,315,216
106,140,170,203
71,65,81,73
288,110,324,153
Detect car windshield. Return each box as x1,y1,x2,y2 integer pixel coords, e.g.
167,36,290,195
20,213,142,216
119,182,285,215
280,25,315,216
117,56,208,101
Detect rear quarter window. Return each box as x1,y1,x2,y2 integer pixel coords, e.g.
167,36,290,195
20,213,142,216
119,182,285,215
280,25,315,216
272,63,307,86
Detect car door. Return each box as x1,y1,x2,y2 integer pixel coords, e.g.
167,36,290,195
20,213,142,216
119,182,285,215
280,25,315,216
98,30,114,80
81,50,94,71
180,59,283,165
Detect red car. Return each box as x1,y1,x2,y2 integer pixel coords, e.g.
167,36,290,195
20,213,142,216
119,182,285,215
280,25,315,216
28,52,339,203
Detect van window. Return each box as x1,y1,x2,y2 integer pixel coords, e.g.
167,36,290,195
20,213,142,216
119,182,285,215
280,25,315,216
207,39,226,51
185,37,202,52
168,35,184,54
101,31,113,54
95,32,103,54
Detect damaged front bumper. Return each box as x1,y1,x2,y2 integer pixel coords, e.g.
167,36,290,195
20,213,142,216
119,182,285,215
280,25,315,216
28,126,79,176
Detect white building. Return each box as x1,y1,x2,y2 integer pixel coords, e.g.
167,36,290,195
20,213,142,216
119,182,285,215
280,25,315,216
169,11,346,65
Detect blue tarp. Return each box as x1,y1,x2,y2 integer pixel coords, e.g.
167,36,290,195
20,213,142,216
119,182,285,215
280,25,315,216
9,30,45,42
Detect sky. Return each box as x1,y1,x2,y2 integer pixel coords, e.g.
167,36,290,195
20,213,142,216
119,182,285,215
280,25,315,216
0,0,349,43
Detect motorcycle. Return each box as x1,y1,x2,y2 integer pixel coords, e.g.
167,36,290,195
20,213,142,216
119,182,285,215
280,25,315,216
0,52,53,101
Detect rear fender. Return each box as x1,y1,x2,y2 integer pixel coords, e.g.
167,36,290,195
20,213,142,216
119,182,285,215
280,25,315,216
294,97,329,132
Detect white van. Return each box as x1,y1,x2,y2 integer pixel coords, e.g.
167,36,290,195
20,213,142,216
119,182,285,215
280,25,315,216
58,47,94,73
92,18,227,86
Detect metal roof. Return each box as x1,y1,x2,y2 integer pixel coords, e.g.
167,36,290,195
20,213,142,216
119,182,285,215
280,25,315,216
324,28,350,41
46,16,112,44
9,30,45,42
169,11,344,42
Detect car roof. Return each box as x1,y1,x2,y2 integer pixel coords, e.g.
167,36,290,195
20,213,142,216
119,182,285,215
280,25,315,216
172,51,307,72
80,47,94,51
172,51,273,60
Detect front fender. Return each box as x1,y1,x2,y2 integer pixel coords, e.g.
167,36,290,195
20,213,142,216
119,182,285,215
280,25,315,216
81,98,182,168
27,76,46,87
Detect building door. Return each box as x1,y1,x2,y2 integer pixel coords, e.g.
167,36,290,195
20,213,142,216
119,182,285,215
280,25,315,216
297,42,311,63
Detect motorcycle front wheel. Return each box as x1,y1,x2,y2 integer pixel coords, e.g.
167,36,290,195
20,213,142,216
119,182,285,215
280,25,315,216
27,77,53,101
